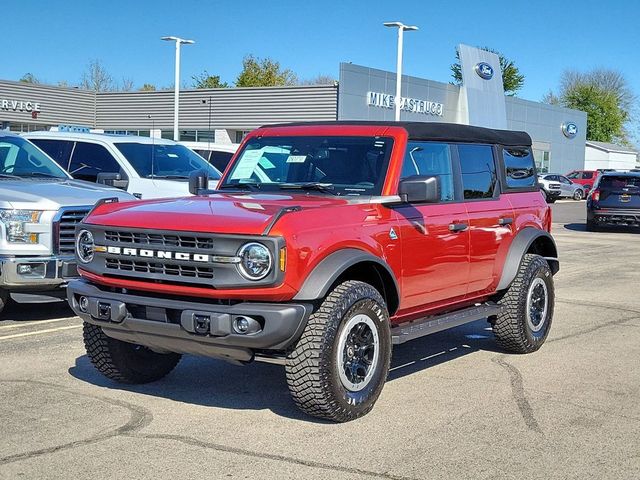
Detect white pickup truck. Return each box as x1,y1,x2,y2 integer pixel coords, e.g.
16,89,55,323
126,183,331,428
0,131,134,314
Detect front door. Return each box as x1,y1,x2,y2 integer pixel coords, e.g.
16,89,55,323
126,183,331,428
395,142,470,312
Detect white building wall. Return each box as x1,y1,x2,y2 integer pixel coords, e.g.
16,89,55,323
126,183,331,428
585,146,638,170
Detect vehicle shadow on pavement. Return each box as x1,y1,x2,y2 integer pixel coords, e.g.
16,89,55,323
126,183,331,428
563,223,587,232
1,297,74,322
563,223,640,234
68,319,502,422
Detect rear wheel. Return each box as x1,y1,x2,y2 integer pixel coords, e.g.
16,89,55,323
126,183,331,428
586,220,600,232
285,280,391,422
83,322,181,384
573,189,583,201
492,254,554,353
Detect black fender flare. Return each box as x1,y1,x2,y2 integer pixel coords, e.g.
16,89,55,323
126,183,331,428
293,248,399,308
497,227,559,291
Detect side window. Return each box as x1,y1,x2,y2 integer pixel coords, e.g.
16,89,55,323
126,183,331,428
583,172,594,179
30,139,74,170
502,147,536,189
400,142,454,202
459,144,497,199
558,176,571,184
69,142,122,183
193,149,211,162
566,171,579,179
209,151,234,172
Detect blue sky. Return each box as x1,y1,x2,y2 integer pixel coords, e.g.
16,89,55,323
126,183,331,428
3,0,640,105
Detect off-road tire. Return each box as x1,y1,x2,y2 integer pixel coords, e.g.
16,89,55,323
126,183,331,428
0,289,9,316
492,254,554,353
285,280,391,422
586,220,600,232
547,197,556,204
83,322,181,384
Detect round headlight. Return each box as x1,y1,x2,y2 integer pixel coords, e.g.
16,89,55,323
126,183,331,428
237,242,272,280
76,229,95,264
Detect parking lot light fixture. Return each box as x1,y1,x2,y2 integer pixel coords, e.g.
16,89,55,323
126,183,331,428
383,22,418,121
161,36,195,141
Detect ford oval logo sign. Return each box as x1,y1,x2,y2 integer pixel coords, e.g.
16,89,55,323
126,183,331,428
474,62,494,80
562,122,578,139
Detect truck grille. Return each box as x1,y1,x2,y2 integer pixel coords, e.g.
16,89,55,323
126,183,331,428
56,207,91,255
105,231,214,250
105,258,215,279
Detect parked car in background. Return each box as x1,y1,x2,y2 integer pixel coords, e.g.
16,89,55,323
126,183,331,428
587,172,640,231
0,131,135,315
539,173,584,200
24,132,222,200
566,170,602,194
180,141,239,173
537,175,562,203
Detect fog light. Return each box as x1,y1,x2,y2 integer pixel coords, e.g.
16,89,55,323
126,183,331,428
78,296,89,313
232,316,261,335
17,264,32,275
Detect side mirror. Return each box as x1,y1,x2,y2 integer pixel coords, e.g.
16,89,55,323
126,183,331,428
189,170,209,195
398,175,440,203
96,172,129,190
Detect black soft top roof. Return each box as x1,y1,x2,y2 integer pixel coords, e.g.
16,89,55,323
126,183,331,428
262,121,532,147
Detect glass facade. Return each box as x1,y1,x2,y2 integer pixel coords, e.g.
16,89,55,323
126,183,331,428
533,149,550,173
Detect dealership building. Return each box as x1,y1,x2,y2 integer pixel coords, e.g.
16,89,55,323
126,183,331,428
1,45,589,173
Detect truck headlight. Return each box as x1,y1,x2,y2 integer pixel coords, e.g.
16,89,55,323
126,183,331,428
237,242,272,280
0,209,43,244
76,229,95,263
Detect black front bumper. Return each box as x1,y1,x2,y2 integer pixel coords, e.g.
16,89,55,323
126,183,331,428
67,280,312,364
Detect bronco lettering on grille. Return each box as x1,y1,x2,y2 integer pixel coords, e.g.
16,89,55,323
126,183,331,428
105,246,214,263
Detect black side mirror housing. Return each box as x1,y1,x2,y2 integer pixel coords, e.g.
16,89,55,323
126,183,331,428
96,172,129,190
189,170,209,195
398,175,440,203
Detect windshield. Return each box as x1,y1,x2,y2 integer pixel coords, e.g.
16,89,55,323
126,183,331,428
114,143,221,180
0,135,69,179
221,136,394,196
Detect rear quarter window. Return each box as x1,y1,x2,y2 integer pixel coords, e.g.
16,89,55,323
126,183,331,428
502,147,537,190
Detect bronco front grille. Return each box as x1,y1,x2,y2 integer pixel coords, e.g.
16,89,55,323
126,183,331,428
55,207,91,255
105,258,215,279
105,231,214,250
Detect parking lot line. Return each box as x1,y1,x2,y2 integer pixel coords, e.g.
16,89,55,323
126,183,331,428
0,325,81,341
0,318,77,331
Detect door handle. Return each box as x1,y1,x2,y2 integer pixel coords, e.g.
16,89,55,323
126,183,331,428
448,222,468,232
498,217,513,226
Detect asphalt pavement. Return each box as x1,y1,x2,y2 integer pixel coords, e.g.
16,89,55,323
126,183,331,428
1,201,639,480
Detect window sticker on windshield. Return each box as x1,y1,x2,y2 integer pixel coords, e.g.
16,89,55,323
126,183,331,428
230,149,262,179
167,153,178,158
286,155,307,163
258,157,275,169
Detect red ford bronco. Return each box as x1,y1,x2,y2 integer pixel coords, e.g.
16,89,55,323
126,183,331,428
68,122,558,422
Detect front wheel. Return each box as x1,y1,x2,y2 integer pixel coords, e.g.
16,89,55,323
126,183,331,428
83,322,181,384
492,254,554,353
0,289,9,316
285,280,391,422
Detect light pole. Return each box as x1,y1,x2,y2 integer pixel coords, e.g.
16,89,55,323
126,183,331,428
161,36,195,141
383,22,418,121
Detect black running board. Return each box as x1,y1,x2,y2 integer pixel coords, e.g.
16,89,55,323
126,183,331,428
391,303,502,345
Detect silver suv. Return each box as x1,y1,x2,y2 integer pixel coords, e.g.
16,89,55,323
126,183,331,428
0,132,134,314
539,173,584,201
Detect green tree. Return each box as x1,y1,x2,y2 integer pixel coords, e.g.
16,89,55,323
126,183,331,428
235,55,297,87
192,71,229,89
19,73,41,84
451,47,524,96
545,69,635,144
139,83,157,91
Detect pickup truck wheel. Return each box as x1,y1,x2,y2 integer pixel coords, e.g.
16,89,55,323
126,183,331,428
285,280,391,422
0,289,9,315
83,322,181,384
492,254,554,353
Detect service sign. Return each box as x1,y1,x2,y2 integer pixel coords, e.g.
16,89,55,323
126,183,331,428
1,98,42,113
367,91,444,116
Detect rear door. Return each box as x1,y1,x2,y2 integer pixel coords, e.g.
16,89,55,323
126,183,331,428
597,175,640,209
557,175,575,197
458,144,515,296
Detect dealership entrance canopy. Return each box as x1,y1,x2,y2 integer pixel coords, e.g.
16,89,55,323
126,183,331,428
0,45,586,173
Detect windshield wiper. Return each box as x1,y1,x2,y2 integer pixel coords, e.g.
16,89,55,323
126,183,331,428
277,182,336,194
0,173,21,179
20,172,63,178
219,181,262,191
146,174,189,179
